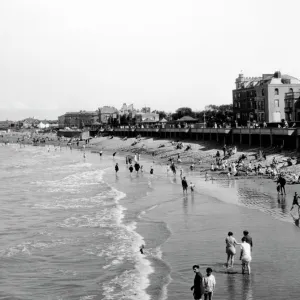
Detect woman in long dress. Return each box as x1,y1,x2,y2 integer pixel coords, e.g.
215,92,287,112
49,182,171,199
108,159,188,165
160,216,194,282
225,231,239,268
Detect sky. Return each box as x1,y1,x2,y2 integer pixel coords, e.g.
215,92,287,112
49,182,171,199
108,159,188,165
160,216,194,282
1,0,300,120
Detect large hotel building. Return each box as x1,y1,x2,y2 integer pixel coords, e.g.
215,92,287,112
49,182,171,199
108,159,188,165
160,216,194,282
232,71,300,124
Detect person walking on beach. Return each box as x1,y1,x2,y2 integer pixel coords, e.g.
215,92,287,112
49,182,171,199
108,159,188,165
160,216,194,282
223,144,226,157
242,230,253,249
191,265,204,300
202,268,216,300
150,166,154,175
129,164,133,173
99,150,103,157
190,182,195,192
225,232,240,268
290,192,300,213
182,176,188,194
277,174,286,195
113,152,117,157
115,163,119,174
240,237,252,274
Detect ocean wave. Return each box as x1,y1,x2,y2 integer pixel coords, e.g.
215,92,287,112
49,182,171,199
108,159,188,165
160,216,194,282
102,257,154,300
31,169,105,193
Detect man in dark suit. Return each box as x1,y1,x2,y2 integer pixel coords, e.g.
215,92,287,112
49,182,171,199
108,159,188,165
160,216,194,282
191,265,204,300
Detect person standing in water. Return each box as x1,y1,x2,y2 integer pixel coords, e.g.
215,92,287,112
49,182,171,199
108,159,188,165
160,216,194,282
202,268,216,300
191,265,204,300
182,176,188,194
240,237,252,274
115,163,119,174
99,150,103,157
225,231,240,268
242,230,253,250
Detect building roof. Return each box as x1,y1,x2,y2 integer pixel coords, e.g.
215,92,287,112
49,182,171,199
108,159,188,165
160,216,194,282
176,116,198,122
65,111,97,116
99,106,118,114
236,71,300,90
142,118,157,123
159,118,168,122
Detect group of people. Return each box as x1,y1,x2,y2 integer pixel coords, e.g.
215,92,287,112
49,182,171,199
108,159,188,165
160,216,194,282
190,230,253,300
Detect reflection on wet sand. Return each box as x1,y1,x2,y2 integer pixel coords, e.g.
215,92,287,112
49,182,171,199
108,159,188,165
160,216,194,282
226,274,253,300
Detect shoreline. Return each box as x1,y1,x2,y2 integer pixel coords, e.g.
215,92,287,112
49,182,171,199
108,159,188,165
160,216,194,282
2,135,300,299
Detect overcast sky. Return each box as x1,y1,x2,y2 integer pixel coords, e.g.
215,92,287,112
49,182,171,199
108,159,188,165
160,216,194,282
1,0,300,120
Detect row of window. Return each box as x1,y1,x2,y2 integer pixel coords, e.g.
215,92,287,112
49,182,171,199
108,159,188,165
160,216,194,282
234,88,294,99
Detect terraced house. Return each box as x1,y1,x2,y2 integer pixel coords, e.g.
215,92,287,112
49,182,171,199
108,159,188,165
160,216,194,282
233,71,300,124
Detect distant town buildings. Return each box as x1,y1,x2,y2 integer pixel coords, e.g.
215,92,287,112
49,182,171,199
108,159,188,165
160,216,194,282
119,103,136,115
135,112,159,124
233,71,300,124
98,106,119,124
59,111,98,129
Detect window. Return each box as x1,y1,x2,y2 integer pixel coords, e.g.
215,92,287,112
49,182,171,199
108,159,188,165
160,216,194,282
275,99,279,107
262,89,265,96
275,88,279,95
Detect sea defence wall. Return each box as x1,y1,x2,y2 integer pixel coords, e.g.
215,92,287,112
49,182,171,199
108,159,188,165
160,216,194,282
107,127,300,150
57,130,90,139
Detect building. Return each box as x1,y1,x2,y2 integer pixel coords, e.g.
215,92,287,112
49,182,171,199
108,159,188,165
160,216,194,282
233,71,300,124
59,111,98,129
141,107,151,113
58,115,65,129
119,103,136,115
284,91,300,122
135,112,159,123
98,106,119,124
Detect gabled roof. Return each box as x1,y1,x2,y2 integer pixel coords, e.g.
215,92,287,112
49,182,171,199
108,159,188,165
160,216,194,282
159,118,168,122
176,116,198,122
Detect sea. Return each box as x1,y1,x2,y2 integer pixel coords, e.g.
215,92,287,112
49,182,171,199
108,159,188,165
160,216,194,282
1,143,300,300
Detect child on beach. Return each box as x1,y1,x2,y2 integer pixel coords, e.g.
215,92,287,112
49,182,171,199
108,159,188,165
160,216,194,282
190,182,195,192
180,168,183,178
203,268,216,300
129,165,133,173
205,172,209,181
150,166,154,175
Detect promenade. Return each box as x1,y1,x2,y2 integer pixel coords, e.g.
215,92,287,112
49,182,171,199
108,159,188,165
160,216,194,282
109,127,300,150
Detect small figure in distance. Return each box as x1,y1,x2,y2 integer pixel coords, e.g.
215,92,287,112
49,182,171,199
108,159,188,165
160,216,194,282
205,172,209,181
113,152,117,157
139,244,145,254
129,164,134,173
203,267,216,300
190,182,195,192
150,166,154,175
115,163,119,174
182,176,188,194
290,192,300,213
